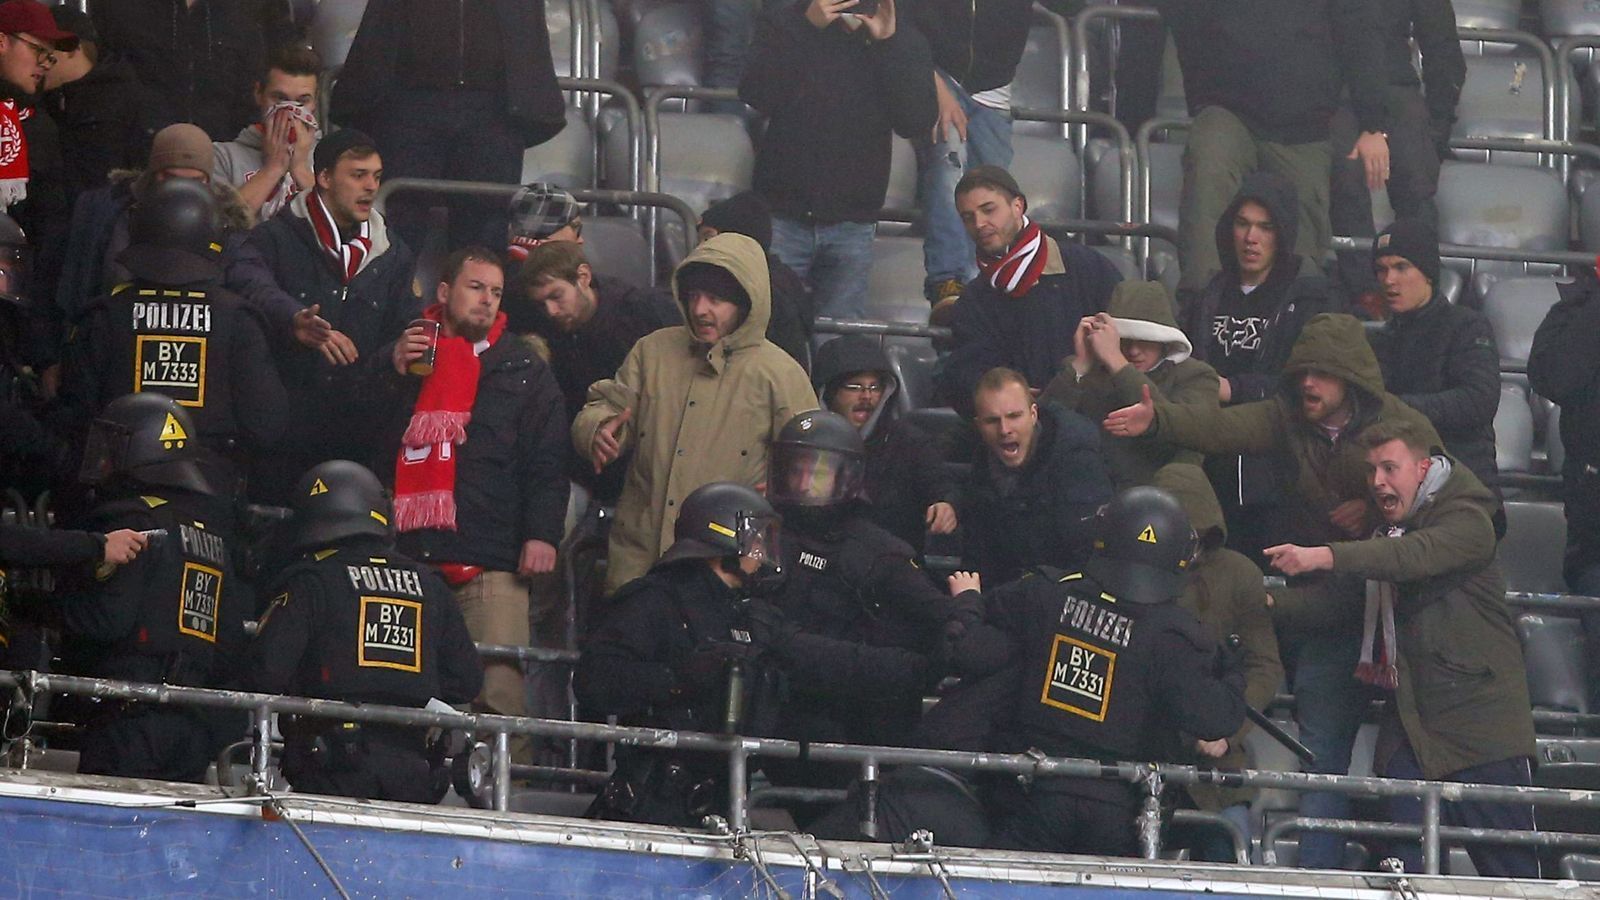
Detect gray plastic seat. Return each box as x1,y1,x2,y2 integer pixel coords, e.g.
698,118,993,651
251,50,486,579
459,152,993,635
581,216,653,289
1481,276,1562,366
1092,245,1141,281
1496,381,1536,473
1501,501,1571,593
1454,0,1524,30
885,341,939,411
1452,55,1549,159
1541,0,1600,36
1010,134,1081,224
520,108,596,188
1579,185,1600,252
1517,613,1588,712
865,235,929,321
1438,164,1568,286
614,112,751,213
633,2,702,87
1011,24,1065,137
1439,267,1466,304
309,0,368,72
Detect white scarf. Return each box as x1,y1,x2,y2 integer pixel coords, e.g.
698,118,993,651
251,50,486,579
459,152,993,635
1356,456,1452,690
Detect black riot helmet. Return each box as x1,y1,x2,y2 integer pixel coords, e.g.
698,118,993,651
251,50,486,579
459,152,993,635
655,481,784,593
768,410,867,509
0,213,29,307
121,178,223,285
1082,486,1200,605
288,460,394,552
79,392,214,495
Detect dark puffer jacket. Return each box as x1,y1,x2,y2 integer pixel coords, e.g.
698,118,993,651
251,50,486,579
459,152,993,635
1368,293,1499,481
1529,270,1600,581
908,0,1032,94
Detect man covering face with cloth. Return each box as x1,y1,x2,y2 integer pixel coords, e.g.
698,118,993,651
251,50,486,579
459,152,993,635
388,246,569,756
1263,419,1539,879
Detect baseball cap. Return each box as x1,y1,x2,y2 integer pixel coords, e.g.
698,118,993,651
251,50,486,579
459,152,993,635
0,0,79,50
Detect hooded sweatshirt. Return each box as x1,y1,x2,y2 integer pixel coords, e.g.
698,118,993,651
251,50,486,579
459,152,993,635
812,335,957,552
1183,172,1337,406
1155,463,1283,812
1043,281,1219,488
1148,314,1443,630
573,234,819,592
213,121,321,220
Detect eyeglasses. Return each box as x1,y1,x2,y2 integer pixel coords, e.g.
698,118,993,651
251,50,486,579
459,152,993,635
839,382,884,395
8,34,55,67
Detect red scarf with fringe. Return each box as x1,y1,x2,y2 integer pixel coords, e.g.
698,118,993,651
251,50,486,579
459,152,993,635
306,189,371,283
393,303,508,532
976,215,1047,298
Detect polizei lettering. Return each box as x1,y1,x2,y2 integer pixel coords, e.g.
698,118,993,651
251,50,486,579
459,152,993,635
798,550,829,571
132,302,212,333
178,522,226,566
1058,595,1133,648
346,564,425,598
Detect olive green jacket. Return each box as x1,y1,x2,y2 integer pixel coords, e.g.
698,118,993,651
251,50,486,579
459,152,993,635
1329,460,1535,779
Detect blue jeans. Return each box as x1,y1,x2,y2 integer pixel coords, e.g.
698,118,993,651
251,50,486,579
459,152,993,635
1382,741,1540,878
1290,634,1370,870
771,216,876,321
914,73,1015,297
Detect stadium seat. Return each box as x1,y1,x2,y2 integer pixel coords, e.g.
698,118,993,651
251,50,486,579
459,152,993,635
865,235,930,322
1439,267,1466,304
309,0,367,72
1480,276,1562,367
885,342,939,412
633,2,702,87
1452,55,1550,161
1496,381,1536,473
1011,24,1066,137
884,136,920,215
1501,501,1571,593
582,216,654,289
1010,135,1082,224
1540,0,1600,37
520,108,596,189
1549,405,1566,473
1092,245,1142,281
1454,0,1525,30
1437,163,1568,277
623,112,752,213
1519,613,1588,713
1578,185,1600,252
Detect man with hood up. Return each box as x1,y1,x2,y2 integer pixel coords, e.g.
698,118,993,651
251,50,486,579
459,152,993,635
1263,419,1537,879
1044,281,1219,489
1180,172,1337,557
573,233,819,593
1106,312,1441,870
1154,463,1283,862
812,334,957,554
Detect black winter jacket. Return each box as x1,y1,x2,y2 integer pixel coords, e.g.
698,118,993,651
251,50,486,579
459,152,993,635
908,0,1032,94
393,333,571,570
1380,0,1465,128
1153,0,1387,143
331,0,566,148
1368,294,1499,481
1529,271,1600,579
40,55,146,206
957,401,1114,585
741,1,937,223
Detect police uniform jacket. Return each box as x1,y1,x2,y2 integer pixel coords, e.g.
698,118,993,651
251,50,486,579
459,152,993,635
773,510,948,748
62,257,289,457
950,567,1245,764
1327,460,1536,779
60,489,242,688
249,537,482,713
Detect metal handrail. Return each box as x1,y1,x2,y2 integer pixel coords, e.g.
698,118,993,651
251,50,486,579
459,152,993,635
1070,5,1161,152
8,670,1600,875
1553,36,1600,149
553,76,643,193
1134,116,1189,264
814,317,950,341
641,85,746,268
1012,107,1136,241
1331,235,1593,269
1456,27,1560,145
1449,134,1600,172
1032,3,1074,141
1263,816,1600,868
371,180,698,286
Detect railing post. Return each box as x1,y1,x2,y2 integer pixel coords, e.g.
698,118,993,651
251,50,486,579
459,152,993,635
249,704,272,794
727,741,749,833
859,758,880,840
493,730,512,813
1137,765,1164,860
1421,788,1442,875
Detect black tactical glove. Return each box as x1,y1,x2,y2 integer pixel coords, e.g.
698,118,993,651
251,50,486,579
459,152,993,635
741,598,799,651
674,641,761,696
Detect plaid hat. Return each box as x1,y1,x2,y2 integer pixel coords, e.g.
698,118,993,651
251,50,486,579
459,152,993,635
0,0,78,50
1373,218,1441,286
147,124,213,174
700,191,772,252
507,182,580,241
312,128,377,175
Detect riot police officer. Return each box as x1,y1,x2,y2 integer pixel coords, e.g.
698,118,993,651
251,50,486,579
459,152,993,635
948,486,1246,855
249,460,482,804
62,393,244,781
60,177,288,497
764,410,970,791
0,213,74,495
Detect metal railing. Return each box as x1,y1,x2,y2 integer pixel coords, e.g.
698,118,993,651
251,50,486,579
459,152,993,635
1457,27,1561,145
1071,4,1161,151
1554,36,1600,149
554,76,643,193
8,670,1600,876
641,85,747,266
1032,3,1075,141
1449,134,1600,174
1012,108,1136,242
371,179,699,285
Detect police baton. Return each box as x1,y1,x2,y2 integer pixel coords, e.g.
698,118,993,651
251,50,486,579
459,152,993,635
1225,634,1317,768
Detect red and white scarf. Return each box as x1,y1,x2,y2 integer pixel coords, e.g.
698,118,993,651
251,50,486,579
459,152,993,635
393,303,509,532
976,215,1048,298
306,190,371,283
1355,553,1400,691
0,100,31,210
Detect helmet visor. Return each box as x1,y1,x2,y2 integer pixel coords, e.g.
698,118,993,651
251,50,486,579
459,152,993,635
768,445,865,507
79,418,131,485
0,245,30,306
